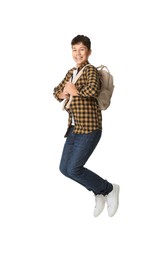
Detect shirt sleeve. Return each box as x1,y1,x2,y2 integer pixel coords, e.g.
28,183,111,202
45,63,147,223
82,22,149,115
53,69,73,102
78,66,101,98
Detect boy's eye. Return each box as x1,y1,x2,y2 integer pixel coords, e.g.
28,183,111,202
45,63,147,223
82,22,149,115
72,48,86,53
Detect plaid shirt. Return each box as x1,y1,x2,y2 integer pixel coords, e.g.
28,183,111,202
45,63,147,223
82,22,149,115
53,62,102,136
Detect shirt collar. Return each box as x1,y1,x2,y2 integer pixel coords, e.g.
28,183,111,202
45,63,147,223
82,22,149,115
77,61,89,72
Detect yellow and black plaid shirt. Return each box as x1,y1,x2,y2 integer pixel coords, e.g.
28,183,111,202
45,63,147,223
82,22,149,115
53,62,102,136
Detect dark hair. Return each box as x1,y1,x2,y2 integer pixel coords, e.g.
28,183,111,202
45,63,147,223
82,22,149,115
71,35,91,50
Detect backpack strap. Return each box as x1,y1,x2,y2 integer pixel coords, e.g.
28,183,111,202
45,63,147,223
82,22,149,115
72,65,87,83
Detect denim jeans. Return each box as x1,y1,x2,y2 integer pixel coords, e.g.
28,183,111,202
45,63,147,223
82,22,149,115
59,126,113,195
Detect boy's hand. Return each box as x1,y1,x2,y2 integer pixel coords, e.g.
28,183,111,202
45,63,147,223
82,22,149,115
64,82,78,96
58,88,69,99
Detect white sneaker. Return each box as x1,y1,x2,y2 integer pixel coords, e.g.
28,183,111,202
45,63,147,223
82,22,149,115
93,194,106,217
106,184,120,217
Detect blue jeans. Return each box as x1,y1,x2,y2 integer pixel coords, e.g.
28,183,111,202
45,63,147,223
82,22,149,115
59,126,113,195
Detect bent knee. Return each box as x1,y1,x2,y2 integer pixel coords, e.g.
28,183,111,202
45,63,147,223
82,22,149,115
67,167,83,178
59,163,69,177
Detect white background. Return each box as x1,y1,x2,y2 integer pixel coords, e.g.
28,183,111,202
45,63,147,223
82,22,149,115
0,0,168,259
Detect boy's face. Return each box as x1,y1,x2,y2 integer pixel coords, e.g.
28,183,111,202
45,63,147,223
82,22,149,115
72,42,91,67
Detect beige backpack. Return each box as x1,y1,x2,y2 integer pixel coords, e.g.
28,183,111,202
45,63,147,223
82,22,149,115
96,65,114,110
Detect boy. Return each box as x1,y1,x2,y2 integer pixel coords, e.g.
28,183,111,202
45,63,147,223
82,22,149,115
53,35,120,217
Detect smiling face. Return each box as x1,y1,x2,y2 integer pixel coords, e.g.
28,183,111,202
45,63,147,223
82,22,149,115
72,42,91,67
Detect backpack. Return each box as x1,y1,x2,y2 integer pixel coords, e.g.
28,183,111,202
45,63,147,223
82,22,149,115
96,65,114,110
65,64,114,110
